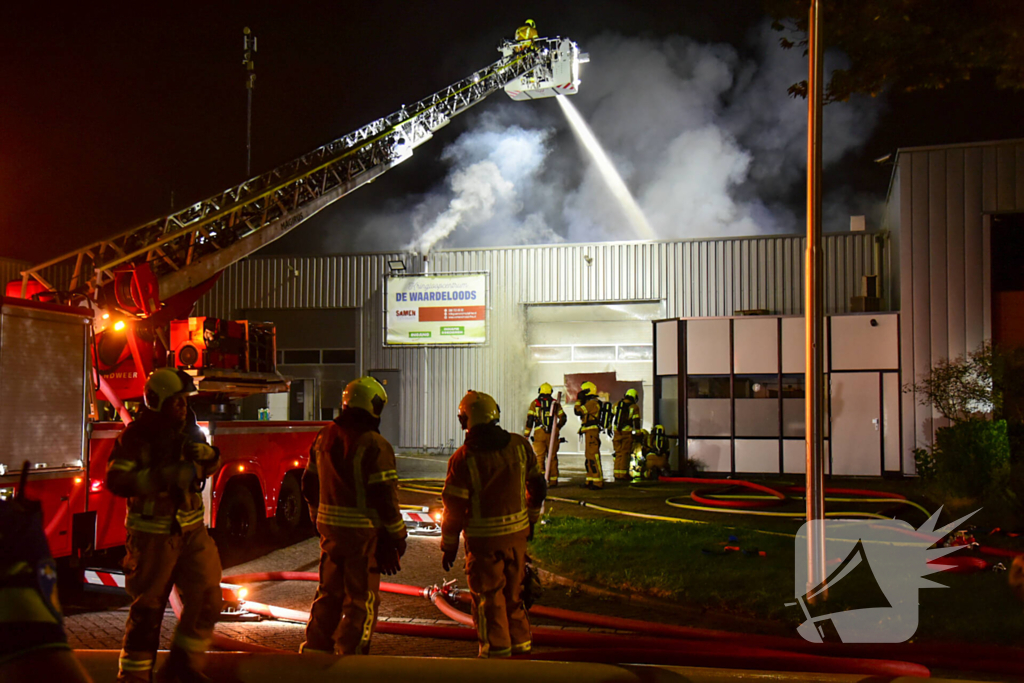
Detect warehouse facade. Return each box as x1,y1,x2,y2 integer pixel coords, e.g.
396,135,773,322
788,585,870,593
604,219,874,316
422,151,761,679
195,233,880,454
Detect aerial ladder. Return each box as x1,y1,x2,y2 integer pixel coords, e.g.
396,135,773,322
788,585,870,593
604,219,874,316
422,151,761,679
14,35,587,406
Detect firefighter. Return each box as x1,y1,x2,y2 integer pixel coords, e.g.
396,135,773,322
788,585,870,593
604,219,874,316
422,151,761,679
514,19,539,48
523,383,566,487
611,389,642,481
574,381,604,489
0,465,92,683
300,376,407,656
646,425,670,475
106,368,223,683
441,391,546,658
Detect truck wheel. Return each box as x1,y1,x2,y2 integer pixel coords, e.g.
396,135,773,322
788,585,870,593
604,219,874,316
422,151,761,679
216,484,258,543
275,474,306,531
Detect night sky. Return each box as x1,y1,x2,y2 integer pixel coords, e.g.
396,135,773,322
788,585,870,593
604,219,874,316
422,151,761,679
3,1,1023,264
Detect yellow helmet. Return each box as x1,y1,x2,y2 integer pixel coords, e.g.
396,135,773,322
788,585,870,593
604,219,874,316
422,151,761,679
342,376,388,418
580,381,597,395
539,383,553,395
525,19,536,28
144,368,198,412
626,388,638,400
458,390,500,429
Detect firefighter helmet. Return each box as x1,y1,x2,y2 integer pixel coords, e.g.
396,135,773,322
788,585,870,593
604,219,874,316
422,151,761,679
458,390,501,430
525,19,536,28
580,381,597,395
342,376,388,418
144,368,198,412
626,388,638,400
539,383,553,396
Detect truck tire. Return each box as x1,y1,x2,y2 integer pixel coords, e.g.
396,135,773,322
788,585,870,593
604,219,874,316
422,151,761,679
275,473,306,531
216,484,258,543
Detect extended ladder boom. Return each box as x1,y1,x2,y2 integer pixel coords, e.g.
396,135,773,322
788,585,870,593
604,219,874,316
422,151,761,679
21,37,583,305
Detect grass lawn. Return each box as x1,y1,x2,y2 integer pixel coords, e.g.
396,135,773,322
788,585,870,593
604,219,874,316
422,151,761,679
531,514,1024,646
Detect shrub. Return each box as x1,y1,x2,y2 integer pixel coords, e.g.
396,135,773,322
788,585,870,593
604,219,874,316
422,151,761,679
921,419,1010,500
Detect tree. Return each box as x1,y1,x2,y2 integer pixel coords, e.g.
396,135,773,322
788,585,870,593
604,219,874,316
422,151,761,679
766,0,1024,102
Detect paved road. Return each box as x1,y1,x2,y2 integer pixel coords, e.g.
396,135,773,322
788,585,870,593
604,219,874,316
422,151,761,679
62,450,685,659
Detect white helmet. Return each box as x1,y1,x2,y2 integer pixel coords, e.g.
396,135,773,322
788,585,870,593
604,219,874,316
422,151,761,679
144,368,198,411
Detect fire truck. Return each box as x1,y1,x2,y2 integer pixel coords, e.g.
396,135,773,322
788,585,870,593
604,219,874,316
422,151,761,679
1,35,586,559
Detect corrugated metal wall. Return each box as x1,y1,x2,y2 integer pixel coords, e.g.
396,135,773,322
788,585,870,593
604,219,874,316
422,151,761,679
0,258,29,291
894,139,1024,462
197,233,879,448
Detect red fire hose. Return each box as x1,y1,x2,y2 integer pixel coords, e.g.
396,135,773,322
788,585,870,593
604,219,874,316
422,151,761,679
210,572,933,677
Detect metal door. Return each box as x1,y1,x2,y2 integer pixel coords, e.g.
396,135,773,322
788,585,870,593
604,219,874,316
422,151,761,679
830,372,882,476
369,370,401,447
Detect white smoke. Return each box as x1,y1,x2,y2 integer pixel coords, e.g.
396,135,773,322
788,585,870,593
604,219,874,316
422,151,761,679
329,26,881,253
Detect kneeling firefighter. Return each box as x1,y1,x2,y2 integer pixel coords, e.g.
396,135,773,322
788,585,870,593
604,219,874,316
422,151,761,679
106,368,223,683
301,377,407,655
523,383,566,487
442,391,547,657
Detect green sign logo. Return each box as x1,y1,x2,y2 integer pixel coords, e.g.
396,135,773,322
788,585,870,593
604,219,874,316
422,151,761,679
440,326,464,335
409,331,431,338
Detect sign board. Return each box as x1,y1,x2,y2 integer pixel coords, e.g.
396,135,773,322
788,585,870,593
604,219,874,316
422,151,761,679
386,273,487,345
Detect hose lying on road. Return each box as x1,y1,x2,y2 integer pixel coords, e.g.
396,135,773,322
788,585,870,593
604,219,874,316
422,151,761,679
209,572,929,677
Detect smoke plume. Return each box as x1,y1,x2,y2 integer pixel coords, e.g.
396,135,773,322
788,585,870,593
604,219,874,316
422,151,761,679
331,27,881,253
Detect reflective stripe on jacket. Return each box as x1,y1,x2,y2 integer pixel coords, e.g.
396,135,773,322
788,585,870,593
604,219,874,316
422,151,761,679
441,428,545,551
574,397,602,431
106,409,220,535
307,421,406,541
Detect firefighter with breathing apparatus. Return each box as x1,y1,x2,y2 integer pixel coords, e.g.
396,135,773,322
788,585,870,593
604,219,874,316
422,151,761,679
610,389,642,481
630,425,671,483
300,376,407,655
106,368,223,683
574,381,606,489
441,391,546,657
514,19,539,51
524,383,566,488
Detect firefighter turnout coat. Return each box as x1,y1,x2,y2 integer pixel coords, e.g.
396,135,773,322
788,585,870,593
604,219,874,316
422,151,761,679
612,396,642,480
523,395,566,484
301,409,406,655
574,394,604,488
105,408,222,682
442,425,546,657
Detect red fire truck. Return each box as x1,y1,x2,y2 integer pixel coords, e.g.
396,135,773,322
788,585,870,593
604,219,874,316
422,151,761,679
2,36,581,558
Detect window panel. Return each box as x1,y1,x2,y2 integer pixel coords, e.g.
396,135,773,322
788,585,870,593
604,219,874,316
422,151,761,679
574,345,617,361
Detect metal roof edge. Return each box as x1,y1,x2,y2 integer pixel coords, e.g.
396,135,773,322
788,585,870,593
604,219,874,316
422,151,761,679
895,137,1024,155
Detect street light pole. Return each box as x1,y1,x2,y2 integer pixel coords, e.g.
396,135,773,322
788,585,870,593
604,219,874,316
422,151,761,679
243,27,257,178
805,0,827,601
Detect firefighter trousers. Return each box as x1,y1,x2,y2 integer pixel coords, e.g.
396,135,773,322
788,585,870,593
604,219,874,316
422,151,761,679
303,527,380,655
118,527,222,682
612,432,634,480
583,430,603,488
531,430,558,484
465,534,531,658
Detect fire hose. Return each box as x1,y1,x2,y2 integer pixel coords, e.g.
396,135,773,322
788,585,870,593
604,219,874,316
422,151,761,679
164,571,1024,677
181,572,929,677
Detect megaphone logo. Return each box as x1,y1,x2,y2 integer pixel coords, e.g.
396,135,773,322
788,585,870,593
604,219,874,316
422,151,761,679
789,510,977,643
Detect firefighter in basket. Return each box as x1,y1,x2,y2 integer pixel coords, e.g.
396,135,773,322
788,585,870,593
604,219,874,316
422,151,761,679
442,391,547,657
514,19,539,51
524,383,567,488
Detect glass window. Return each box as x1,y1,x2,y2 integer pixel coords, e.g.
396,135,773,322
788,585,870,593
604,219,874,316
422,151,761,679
687,376,730,399
322,349,356,364
735,375,779,399
282,349,320,364
530,345,572,362
781,374,805,398
574,345,617,361
618,345,653,361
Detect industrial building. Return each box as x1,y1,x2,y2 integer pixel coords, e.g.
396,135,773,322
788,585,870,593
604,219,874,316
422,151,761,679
5,138,1021,478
